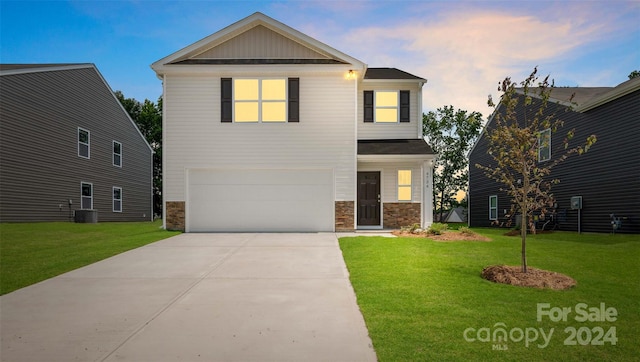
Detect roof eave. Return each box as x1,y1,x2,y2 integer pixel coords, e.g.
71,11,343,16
151,12,366,75
576,77,640,112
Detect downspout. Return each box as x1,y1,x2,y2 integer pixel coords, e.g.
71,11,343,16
161,74,167,230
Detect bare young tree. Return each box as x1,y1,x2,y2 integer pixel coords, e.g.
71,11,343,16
477,67,597,272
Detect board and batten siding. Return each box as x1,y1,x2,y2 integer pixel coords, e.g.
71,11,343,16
469,90,640,233
357,82,422,140
192,25,329,60
0,67,153,222
163,72,357,202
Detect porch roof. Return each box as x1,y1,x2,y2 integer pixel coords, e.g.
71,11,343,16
357,139,434,155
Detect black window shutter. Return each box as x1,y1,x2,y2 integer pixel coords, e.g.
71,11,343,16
364,91,374,122
400,90,410,122
221,78,232,122
288,78,299,122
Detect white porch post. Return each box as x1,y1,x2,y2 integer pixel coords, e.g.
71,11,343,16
423,160,434,228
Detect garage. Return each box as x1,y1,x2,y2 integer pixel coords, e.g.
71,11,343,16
187,169,334,232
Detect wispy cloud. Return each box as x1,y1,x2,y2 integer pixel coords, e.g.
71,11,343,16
313,4,631,117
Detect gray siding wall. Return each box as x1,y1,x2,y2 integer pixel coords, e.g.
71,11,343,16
0,67,153,222
469,91,640,233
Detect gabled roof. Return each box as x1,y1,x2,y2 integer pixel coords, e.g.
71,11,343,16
0,63,93,75
364,68,426,82
0,63,153,153
576,77,640,112
151,12,366,74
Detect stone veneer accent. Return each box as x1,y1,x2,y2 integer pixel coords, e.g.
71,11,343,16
335,201,355,231
166,201,185,231
383,202,421,229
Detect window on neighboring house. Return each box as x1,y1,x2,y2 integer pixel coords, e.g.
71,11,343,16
78,128,90,158
489,195,498,220
81,182,93,210
398,170,412,201
113,187,122,212
222,78,299,123
113,141,122,167
538,128,551,162
364,90,410,123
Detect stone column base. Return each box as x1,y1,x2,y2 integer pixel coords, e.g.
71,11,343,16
383,203,421,229
166,201,185,231
335,201,355,231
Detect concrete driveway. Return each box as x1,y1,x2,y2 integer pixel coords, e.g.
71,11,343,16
0,233,377,361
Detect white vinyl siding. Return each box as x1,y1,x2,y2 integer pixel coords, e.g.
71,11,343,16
163,72,356,202
359,82,421,139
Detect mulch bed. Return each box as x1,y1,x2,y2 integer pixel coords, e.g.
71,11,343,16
482,265,577,290
391,230,491,242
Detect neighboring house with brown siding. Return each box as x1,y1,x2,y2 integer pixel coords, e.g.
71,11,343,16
0,63,153,222
468,77,640,233
152,12,436,232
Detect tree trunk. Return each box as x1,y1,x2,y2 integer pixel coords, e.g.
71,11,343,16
440,189,446,222
521,212,527,273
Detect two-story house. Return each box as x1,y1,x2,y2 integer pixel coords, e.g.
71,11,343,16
0,64,153,222
152,12,435,232
468,77,640,233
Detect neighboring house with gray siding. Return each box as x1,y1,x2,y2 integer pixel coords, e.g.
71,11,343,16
468,77,640,233
0,63,153,222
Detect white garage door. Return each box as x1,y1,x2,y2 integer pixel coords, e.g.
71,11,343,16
187,169,334,232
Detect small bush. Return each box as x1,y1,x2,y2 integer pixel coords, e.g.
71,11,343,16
428,223,448,235
459,226,474,235
401,223,422,234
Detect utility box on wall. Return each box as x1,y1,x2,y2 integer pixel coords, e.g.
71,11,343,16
571,196,583,210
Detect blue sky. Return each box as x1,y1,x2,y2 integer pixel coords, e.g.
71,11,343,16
2,0,638,116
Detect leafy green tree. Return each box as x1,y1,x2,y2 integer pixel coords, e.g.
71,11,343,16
423,106,483,222
477,67,597,272
629,70,640,79
115,91,163,216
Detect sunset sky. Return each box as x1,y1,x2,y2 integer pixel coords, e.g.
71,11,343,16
2,0,638,118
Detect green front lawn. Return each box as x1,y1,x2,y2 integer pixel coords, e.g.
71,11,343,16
0,221,180,295
339,229,640,361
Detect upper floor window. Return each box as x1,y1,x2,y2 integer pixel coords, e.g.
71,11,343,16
113,141,122,167
538,128,551,162
78,128,90,158
221,78,299,123
364,90,410,123
489,195,498,220
398,170,412,201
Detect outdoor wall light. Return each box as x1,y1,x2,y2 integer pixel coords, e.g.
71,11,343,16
346,70,356,79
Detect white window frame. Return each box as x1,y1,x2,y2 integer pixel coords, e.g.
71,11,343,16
397,169,412,201
113,140,122,167
374,90,399,123
489,195,498,220
233,78,287,123
113,186,122,212
81,182,93,210
538,128,551,162
78,127,90,159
